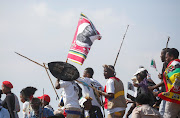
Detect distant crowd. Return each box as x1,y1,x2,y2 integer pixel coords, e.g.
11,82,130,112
0,47,180,118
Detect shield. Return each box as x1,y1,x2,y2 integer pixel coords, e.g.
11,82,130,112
48,61,80,81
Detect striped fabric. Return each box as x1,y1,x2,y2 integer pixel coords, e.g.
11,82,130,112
158,59,180,104
67,13,101,65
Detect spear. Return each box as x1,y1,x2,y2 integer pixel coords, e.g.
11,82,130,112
166,36,170,49
114,25,129,67
15,52,60,99
15,52,48,69
43,63,60,100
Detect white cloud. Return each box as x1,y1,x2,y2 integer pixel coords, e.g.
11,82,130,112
32,3,48,17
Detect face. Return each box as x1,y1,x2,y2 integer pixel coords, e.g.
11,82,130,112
104,68,109,79
82,25,95,37
136,74,143,83
160,50,165,62
30,100,41,111
104,68,114,79
165,52,173,63
44,101,48,106
83,70,88,78
20,94,25,103
1,85,10,94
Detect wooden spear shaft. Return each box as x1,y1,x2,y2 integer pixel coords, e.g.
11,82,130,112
114,25,129,67
43,63,60,100
15,52,60,99
15,52,48,69
166,36,170,49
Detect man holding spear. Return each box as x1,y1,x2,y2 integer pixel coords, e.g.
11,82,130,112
96,65,127,118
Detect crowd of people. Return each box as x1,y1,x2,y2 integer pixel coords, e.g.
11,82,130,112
0,47,179,118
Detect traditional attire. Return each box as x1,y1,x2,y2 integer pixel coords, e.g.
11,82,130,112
104,77,127,118
158,59,180,117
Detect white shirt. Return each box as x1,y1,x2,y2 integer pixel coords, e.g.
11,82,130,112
106,79,126,114
22,101,33,118
0,106,10,118
60,81,80,108
78,77,103,108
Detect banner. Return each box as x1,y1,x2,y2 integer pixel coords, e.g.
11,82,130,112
67,13,101,65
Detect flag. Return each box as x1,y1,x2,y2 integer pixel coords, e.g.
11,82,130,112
151,59,158,71
128,82,135,92
67,13,101,65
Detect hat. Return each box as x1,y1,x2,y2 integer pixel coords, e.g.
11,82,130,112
2,81,13,89
134,68,146,76
38,94,50,103
103,65,115,72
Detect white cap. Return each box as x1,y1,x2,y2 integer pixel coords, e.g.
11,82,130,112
134,68,146,76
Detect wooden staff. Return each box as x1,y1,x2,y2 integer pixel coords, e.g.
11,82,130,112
114,25,129,67
15,52,60,100
43,63,60,100
166,36,170,49
15,52,48,69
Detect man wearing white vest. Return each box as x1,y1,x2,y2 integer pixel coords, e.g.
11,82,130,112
97,65,127,118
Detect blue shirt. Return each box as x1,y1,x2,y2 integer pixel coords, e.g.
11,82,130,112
30,107,54,118
0,106,10,118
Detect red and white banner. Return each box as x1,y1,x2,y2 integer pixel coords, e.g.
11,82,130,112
67,13,101,65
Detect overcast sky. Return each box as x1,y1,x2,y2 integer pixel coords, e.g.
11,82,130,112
0,0,180,117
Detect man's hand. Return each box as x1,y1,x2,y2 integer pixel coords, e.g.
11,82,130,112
133,82,139,87
158,73,162,80
126,99,134,104
153,91,159,97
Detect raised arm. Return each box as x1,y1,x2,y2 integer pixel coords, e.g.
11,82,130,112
55,79,60,89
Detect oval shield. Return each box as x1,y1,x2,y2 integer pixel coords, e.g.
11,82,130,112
48,61,80,81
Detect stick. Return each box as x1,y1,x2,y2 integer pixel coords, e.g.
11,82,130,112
43,63,60,100
166,36,170,49
114,25,129,67
15,52,48,69
15,52,60,100
41,88,44,118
